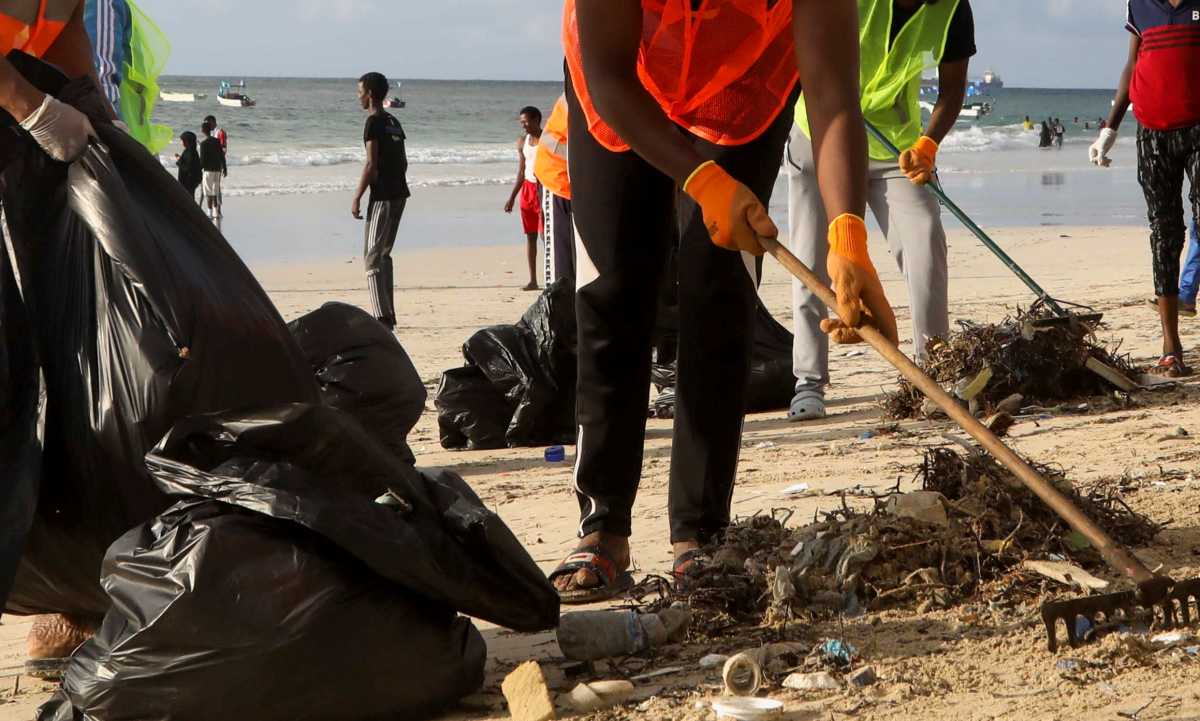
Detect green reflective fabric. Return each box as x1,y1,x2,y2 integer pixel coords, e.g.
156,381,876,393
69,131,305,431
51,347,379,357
118,0,171,153
796,0,958,161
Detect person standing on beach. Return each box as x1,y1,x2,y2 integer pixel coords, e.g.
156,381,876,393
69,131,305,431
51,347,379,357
352,71,410,330
203,113,227,153
199,119,226,221
1090,0,1199,377
785,0,975,422
534,95,575,284
504,106,543,291
1054,118,1065,149
175,131,201,201
548,0,899,603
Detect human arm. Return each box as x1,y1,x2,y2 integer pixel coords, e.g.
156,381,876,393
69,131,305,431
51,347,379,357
504,137,524,213
794,0,897,343
926,59,968,145
1091,33,1138,167
352,137,379,219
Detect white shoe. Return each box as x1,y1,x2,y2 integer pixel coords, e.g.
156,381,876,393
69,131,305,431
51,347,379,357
788,390,826,422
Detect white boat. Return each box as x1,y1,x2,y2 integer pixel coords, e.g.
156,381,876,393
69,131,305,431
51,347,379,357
160,91,196,103
217,94,255,108
217,80,256,108
959,100,993,120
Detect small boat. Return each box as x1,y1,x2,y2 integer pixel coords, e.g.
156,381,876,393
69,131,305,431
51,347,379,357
959,100,993,120
160,91,196,103
384,80,406,108
217,80,256,108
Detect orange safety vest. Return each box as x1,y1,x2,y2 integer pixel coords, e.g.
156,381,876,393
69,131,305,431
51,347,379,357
563,0,799,153
0,0,77,57
534,94,570,200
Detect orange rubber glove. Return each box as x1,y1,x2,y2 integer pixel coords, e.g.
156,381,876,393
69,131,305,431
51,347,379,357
898,136,938,185
822,213,900,346
683,160,775,255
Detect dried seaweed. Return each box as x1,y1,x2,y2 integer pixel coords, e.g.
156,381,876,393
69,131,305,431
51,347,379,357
655,446,1161,638
883,304,1137,419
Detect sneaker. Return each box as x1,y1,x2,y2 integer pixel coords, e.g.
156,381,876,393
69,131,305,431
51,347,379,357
788,389,826,422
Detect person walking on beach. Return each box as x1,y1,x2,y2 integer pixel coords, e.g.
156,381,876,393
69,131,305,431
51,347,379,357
1091,0,1199,377
1054,118,1065,149
785,0,975,422
175,131,201,201
533,95,575,284
1039,120,1053,148
199,118,227,221
504,106,543,291
548,0,899,604
352,71,410,331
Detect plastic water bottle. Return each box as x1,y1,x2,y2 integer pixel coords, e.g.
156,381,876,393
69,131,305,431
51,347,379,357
556,607,691,661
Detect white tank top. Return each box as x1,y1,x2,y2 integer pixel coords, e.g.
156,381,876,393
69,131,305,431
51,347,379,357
523,134,539,183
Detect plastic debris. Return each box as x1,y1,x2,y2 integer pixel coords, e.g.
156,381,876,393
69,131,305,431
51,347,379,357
544,445,566,462
565,680,635,712
1151,631,1192,646
819,639,857,667
711,697,785,720
700,653,730,669
886,491,949,527
782,671,842,691
722,653,764,696
858,431,876,441
846,666,877,687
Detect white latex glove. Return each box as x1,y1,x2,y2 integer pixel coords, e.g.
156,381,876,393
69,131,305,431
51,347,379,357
18,95,95,162
1088,128,1117,168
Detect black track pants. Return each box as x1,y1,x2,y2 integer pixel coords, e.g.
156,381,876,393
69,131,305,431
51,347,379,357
1137,124,1200,297
566,75,797,544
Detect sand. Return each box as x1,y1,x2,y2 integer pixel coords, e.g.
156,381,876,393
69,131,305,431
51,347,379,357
2,223,1200,719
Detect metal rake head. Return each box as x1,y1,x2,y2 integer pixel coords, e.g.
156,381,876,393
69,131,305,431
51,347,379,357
1041,577,1200,652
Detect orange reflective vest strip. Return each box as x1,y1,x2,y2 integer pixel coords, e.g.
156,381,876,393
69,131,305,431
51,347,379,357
0,0,77,56
534,94,570,199
563,0,799,153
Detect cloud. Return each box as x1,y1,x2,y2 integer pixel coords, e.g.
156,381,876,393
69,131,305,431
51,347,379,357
298,0,377,23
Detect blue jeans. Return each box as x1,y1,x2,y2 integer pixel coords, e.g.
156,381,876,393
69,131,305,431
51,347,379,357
1182,220,1200,305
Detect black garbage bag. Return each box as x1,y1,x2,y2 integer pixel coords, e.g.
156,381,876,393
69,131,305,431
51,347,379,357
289,302,426,464
650,300,796,416
435,366,511,450
437,279,576,449
0,55,319,616
38,404,559,721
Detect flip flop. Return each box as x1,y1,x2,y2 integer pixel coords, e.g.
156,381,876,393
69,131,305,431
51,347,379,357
1151,353,1192,378
549,545,634,605
672,548,712,593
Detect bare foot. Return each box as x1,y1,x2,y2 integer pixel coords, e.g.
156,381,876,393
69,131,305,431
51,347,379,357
552,532,631,593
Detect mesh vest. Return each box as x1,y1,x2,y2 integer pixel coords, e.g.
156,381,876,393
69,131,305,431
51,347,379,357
796,0,958,161
0,0,78,56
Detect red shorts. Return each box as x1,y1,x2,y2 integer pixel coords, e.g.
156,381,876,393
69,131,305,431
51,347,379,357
519,180,542,234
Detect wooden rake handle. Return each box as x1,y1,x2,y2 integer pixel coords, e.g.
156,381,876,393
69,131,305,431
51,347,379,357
758,234,1156,586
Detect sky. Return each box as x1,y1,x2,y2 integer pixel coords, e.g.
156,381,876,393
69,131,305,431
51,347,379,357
141,0,1131,88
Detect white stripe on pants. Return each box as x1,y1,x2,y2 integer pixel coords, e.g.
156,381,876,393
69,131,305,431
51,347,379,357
786,123,949,395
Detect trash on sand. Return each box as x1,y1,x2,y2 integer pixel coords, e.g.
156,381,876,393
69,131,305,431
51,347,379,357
985,411,1015,436
1056,658,1084,673
723,653,764,696
779,483,813,497
1151,631,1192,646
1184,646,1200,656
557,607,691,661
1022,560,1110,591
753,441,778,450
1075,617,1095,642
846,666,877,687
503,661,557,721
544,445,566,462
819,639,857,667
565,680,635,712
858,431,876,441
700,653,730,669
886,491,949,527
882,307,1137,420
782,671,842,691
711,697,785,720
628,666,686,682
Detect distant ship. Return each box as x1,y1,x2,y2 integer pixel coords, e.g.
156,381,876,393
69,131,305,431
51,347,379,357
980,69,1004,91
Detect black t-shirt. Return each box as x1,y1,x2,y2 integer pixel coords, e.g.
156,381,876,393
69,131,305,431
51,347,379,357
363,112,410,202
199,136,226,173
891,0,976,64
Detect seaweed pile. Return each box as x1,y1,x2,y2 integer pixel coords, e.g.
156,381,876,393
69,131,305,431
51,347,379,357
655,446,1160,637
882,306,1137,419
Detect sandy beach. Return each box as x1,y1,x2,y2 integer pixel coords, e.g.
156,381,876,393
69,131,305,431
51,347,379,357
3,206,1199,719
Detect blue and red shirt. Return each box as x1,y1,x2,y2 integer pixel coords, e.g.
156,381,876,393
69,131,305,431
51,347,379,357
1127,0,1200,130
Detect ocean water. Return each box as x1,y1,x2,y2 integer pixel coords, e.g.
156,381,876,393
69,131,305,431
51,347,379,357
154,78,1156,233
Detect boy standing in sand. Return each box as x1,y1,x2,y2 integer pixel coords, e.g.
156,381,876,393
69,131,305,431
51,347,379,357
352,71,410,330
504,106,543,291
199,119,226,221
1091,0,1199,377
